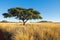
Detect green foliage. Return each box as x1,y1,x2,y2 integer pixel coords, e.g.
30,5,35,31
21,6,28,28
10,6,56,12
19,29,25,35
2,7,42,25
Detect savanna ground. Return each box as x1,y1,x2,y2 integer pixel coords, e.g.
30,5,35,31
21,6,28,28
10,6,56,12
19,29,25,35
0,22,60,40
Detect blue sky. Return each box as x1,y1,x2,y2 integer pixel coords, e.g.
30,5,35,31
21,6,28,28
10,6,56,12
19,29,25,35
0,0,60,22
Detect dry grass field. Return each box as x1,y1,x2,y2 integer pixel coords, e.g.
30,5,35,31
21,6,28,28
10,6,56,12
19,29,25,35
0,22,60,40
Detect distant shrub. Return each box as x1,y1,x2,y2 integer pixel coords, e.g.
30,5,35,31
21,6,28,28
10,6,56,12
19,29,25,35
38,21,52,23
0,20,9,23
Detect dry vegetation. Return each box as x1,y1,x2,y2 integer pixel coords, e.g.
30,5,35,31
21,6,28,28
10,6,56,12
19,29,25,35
0,22,60,40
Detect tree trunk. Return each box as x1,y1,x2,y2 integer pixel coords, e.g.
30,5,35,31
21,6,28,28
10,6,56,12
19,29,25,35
22,19,28,25
23,22,25,25
23,20,25,25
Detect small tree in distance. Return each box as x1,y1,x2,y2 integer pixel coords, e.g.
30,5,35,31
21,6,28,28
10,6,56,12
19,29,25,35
2,7,42,25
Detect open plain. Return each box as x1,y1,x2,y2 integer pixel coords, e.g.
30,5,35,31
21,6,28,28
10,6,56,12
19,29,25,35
0,22,60,40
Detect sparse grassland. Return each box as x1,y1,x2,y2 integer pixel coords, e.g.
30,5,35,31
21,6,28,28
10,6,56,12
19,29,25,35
0,22,60,40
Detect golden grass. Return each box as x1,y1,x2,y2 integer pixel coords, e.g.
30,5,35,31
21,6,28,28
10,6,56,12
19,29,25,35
0,22,60,40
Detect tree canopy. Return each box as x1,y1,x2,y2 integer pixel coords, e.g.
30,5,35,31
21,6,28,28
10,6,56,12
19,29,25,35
2,7,42,25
